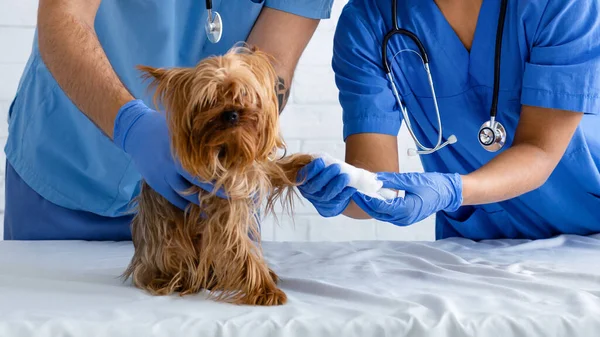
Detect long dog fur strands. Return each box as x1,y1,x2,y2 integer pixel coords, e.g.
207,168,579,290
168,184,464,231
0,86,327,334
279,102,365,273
122,45,312,306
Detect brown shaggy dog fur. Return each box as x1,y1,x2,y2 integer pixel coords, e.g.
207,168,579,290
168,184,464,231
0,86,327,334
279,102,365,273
122,45,313,306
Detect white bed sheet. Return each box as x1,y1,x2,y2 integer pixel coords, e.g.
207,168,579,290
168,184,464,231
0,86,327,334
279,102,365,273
1,235,600,337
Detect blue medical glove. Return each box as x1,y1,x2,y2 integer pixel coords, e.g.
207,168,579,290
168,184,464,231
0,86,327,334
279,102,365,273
113,99,226,210
352,172,463,226
297,158,357,217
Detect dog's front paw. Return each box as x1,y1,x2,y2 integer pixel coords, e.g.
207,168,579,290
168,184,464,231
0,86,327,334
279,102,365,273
253,286,287,306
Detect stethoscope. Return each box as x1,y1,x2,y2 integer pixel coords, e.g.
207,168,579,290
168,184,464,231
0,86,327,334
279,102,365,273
383,0,508,155
205,0,223,43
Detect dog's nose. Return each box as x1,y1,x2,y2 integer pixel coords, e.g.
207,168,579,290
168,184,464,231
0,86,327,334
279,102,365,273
222,110,239,125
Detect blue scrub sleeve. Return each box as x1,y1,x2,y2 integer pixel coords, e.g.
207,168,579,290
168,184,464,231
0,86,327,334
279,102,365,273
332,6,401,140
521,0,600,115
264,0,333,19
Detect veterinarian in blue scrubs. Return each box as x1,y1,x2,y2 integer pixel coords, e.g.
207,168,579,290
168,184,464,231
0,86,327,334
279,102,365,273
4,0,332,240
298,0,600,240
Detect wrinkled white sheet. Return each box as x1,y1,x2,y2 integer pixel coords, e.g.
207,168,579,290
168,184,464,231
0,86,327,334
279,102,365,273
1,235,600,337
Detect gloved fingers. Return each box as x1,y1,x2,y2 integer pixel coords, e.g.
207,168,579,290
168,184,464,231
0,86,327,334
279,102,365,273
351,193,412,225
300,163,342,195
175,164,228,199
168,194,190,211
377,172,420,192
297,158,326,184
178,189,202,205
356,192,405,211
351,193,383,219
312,186,356,217
312,173,351,201
150,179,190,210
334,186,357,202
313,197,352,218
351,192,391,214
187,177,228,199
166,172,216,205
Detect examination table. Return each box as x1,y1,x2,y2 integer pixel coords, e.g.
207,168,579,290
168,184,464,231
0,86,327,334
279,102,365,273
1,234,599,336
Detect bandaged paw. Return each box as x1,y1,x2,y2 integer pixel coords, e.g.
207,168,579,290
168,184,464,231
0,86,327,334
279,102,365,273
315,153,399,200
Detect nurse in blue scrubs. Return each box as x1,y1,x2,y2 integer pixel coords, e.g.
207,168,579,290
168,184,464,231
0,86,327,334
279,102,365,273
4,0,332,240
297,0,600,240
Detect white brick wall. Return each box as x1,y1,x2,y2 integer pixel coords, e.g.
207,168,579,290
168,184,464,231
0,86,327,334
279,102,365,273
0,0,39,240
0,0,435,241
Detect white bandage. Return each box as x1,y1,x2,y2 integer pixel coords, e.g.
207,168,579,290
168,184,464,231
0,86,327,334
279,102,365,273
316,153,398,201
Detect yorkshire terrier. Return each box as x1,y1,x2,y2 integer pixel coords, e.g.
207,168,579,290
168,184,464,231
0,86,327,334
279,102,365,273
122,45,313,306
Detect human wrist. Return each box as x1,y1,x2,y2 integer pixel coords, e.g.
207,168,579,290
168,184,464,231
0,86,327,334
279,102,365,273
343,199,372,220
444,173,464,212
458,174,476,206
113,99,154,151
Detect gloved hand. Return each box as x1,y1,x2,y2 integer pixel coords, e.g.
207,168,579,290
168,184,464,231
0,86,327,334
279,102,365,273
113,99,226,210
297,158,357,217
352,172,463,226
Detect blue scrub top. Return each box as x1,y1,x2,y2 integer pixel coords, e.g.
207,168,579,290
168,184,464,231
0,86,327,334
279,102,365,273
5,1,332,218
333,0,600,240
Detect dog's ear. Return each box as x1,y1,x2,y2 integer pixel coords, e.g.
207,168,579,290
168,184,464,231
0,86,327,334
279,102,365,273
137,65,169,83
235,50,278,101
226,42,258,56
136,65,195,113
137,65,192,90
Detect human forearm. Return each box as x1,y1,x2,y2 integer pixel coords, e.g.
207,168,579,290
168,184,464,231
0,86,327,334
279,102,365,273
343,201,372,219
462,105,583,205
246,7,319,112
38,0,134,138
342,134,400,219
461,143,555,205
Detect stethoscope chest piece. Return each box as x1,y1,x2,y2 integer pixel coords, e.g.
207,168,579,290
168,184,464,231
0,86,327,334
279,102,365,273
205,9,222,43
478,120,506,152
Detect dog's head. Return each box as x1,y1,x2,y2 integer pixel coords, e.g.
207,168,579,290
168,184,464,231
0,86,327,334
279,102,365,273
139,46,284,190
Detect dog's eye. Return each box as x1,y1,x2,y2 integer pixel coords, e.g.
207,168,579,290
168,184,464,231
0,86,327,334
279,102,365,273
221,110,239,125
218,146,227,158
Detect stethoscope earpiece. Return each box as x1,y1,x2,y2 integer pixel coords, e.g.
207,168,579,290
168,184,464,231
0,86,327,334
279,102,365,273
407,134,457,156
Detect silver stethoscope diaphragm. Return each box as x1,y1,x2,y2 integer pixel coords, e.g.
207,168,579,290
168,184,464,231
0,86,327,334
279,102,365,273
205,0,222,43
205,9,222,43
478,118,507,152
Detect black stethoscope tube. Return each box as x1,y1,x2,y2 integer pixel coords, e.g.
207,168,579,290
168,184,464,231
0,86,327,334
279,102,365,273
382,0,509,153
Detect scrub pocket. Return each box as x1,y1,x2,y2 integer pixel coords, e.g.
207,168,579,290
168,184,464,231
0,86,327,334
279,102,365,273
7,94,17,122
439,204,514,240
